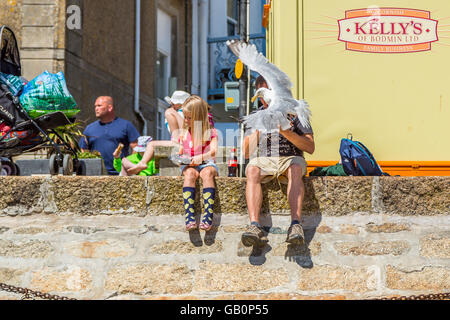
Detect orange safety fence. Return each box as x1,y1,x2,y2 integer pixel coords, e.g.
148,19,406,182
307,161,450,177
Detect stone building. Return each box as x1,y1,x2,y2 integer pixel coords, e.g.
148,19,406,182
0,0,66,83
1,0,268,143
0,0,191,138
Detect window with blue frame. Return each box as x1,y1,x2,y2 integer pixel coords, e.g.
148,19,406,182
227,0,238,36
207,0,266,106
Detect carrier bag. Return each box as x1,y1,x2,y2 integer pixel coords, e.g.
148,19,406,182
339,134,387,176
309,163,348,176
19,71,80,119
0,72,26,96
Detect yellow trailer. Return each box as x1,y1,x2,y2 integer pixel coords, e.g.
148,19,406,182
265,0,450,176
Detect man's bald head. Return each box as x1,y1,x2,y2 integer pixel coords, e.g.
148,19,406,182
96,96,114,106
95,96,115,122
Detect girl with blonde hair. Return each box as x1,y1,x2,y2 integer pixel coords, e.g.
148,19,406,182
179,95,218,231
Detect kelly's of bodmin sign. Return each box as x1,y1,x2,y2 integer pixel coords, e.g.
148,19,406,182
338,8,439,53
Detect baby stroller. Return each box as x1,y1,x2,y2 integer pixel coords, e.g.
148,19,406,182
0,25,81,176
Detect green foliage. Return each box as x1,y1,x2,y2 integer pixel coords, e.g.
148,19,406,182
76,150,102,159
46,121,102,159
47,121,85,157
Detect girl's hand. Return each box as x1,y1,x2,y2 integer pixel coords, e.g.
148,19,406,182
190,155,203,166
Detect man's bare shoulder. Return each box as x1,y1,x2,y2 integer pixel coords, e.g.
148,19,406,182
165,108,176,117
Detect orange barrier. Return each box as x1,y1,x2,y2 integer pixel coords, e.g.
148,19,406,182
262,2,271,29
307,161,450,177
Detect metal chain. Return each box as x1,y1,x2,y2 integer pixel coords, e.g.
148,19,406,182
0,283,76,300
2,281,448,300
375,292,450,300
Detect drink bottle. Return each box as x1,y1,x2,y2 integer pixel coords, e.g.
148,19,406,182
228,147,238,177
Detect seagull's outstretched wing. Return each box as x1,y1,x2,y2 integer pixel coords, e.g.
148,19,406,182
226,40,293,97
227,40,312,131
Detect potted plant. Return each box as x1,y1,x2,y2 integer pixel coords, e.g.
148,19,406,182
75,149,107,176
15,121,107,176
47,120,84,157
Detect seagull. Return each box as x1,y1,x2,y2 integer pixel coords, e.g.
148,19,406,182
226,40,311,133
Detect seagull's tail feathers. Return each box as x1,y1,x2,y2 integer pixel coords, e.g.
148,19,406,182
294,100,312,129
242,109,291,133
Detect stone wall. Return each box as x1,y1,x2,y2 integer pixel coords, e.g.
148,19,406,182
65,0,190,137
0,176,448,300
18,0,66,81
1,0,66,79
3,0,190,136
65,0,151,134
0,0,23,44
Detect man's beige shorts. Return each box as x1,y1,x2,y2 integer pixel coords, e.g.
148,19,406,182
246,156,307,184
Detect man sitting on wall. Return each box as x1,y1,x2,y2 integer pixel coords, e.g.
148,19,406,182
79,96,140,176
241,76,315,247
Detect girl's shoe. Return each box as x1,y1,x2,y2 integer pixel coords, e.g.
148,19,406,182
199,221,212,232
185,221,198,231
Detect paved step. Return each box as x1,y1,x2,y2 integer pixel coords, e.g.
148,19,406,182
0,213,448,300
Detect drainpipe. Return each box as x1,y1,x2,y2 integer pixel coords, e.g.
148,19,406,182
238,0,249,177
191,0,199,95
185,0,189,92
134,0,147,135
199,0,208,100
246,0,251,117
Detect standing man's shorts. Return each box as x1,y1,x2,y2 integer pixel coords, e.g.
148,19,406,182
245,156,307,184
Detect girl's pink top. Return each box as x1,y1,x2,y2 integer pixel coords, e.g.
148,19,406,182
180,128,218,158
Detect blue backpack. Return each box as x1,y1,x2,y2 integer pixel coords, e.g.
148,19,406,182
339,134,387,176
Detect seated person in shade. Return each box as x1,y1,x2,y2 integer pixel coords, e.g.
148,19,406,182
164,91,189,136
126,91,191,175
113,136,158,176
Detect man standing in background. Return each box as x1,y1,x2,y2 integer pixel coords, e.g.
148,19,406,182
79,96,140,175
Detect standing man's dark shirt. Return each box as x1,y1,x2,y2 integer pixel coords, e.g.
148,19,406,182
79,117,140,175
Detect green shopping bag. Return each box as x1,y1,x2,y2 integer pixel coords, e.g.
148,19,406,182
19,71,80,119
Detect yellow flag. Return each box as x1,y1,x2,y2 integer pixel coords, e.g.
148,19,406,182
235,59,244,79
